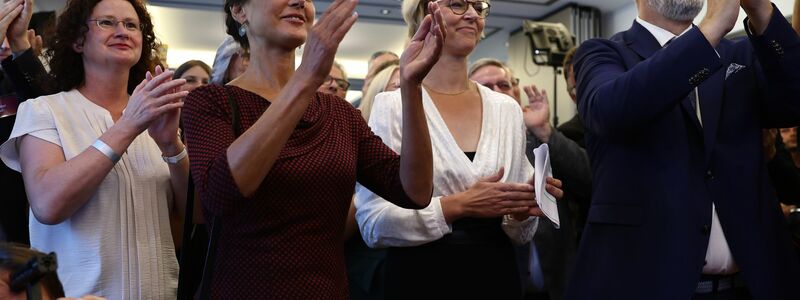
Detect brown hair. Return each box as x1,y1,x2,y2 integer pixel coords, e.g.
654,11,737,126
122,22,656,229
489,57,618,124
0,243,64,298
562,47,577,81
45,0,159,94
173,60,212,80
224,0,251,50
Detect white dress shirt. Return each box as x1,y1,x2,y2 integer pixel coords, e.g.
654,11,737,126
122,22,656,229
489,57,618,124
636,17,738,275
354,84,538,248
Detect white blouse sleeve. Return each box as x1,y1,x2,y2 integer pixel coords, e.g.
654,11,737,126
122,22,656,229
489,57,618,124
0,98,60,171
499,100,539,245
354,91,452,248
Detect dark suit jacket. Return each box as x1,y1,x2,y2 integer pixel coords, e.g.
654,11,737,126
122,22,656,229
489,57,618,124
567,7,800,300
0,49,47,244
521,129,591,300
556,114,586,149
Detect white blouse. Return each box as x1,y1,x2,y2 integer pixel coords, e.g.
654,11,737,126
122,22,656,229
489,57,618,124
0,90,178,299
355,84,538,248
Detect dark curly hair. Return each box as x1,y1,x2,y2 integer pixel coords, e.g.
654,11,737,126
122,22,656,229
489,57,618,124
45,0,159,94
224,0,250,50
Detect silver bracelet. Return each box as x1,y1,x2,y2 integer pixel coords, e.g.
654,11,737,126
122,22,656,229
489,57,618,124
162,147,188,164
91,139,121,164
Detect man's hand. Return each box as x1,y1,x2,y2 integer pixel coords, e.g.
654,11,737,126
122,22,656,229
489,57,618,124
522,84,553,143
741,0,774,35
699,0,740,47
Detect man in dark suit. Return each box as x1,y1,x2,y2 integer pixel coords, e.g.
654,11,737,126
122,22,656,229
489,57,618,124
567,0,800,299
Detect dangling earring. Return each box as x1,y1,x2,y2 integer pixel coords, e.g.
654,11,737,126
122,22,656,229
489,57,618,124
238,22,248,37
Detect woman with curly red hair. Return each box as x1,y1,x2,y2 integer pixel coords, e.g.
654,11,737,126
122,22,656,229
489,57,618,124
0,0,188,298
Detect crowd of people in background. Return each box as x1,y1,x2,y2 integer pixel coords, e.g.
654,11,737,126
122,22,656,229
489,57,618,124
0,0,798,299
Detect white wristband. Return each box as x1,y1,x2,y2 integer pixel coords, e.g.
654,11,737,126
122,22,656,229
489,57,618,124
162,147,187,164
92,139,121,164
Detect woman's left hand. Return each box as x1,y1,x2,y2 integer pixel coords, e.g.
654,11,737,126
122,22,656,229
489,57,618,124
512,177,563,219
146,66,185,153
399,1,446,85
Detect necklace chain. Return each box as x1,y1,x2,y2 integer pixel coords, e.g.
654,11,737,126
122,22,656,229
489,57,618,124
424,82,472,96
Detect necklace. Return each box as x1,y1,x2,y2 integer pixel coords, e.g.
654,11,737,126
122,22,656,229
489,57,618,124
424,82,472,96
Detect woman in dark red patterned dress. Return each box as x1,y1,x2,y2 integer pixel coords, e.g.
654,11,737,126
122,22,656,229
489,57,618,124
181,0,446,298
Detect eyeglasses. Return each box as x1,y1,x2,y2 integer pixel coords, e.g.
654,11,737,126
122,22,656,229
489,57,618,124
88,17,142,32
438,0,491,19
480,80,513,92
325,75,350,91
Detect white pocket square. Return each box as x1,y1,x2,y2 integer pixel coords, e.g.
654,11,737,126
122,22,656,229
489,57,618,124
725,63,745,79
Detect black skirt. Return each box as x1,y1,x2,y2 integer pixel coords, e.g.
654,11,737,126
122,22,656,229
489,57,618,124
383,217,522,299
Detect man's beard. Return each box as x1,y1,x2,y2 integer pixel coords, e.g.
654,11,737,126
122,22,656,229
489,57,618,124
646,0,704,22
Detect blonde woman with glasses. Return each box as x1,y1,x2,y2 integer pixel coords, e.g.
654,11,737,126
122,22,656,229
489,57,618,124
355,0,563,298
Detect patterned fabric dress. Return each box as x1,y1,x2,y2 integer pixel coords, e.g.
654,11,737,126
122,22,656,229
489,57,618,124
182,85,422,299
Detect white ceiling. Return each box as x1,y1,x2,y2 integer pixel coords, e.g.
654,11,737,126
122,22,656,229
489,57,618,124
34,0,631,79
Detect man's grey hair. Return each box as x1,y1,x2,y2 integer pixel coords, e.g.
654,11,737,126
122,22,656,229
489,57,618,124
645,0,704,22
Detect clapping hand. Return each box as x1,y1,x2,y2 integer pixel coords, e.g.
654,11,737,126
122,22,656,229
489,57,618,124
512,176,563,220
399,1,446,85
118,65,187,148
297,0,359,89
453,168,536,219
699,0,740,46
145,66,189,155
741,0,774,35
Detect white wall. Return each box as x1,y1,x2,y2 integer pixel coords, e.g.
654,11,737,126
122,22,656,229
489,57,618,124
602,0,797,38
471,29,512,64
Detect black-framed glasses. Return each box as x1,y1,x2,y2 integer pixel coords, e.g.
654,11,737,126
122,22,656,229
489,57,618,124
88,17,142,32
325,75,350,91
438,0,491,19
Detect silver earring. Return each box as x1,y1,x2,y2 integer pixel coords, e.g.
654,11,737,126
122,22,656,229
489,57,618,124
239,23,248,37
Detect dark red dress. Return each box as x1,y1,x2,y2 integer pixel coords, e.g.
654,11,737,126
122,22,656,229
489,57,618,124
182,85,421,299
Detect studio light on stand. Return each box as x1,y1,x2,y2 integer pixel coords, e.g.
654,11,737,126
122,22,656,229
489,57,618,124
523,21,575,127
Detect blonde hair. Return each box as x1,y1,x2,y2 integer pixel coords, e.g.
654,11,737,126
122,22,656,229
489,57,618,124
402,0,429,39
359,65,399,121
402,0,489,39
468,58,512,79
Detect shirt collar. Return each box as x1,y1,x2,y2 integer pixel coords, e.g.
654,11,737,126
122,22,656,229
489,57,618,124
635,17,693,47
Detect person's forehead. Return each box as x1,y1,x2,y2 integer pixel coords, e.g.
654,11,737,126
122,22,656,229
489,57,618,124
372,53,397,66
473,65,508,79
91,0,139,19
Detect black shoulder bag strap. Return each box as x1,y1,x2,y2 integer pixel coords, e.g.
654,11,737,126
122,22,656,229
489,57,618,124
195,86,242,300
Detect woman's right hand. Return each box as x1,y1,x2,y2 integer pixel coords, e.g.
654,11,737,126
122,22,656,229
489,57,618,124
443,168,536,222
400,1,446,86
296,0,359,88
118,66,188,134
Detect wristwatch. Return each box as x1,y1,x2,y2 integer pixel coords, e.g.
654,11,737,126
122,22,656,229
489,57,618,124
162,147,188,164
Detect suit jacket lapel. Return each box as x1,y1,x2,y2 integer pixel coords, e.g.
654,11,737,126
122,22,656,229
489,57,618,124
624,21,663,60
624,22,705,133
